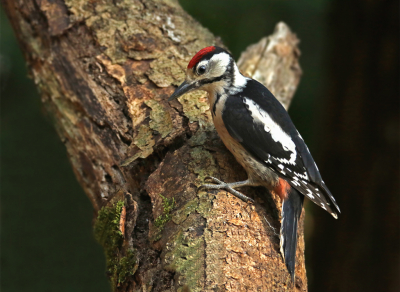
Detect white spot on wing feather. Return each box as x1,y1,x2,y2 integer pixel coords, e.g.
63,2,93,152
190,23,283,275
307,189,315,199
291,180,300,186
273,156,295,165
294,171,309,180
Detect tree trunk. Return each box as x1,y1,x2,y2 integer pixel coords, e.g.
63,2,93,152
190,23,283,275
3,0,305,290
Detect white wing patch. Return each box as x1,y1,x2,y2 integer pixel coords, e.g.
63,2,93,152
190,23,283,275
244,98,297,165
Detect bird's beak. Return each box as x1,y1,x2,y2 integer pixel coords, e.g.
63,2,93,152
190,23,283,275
168,80,197,101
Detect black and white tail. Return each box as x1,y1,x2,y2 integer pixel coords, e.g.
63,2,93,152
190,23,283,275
280,187,304,281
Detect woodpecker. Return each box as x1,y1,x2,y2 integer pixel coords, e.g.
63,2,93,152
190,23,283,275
168,46,340,280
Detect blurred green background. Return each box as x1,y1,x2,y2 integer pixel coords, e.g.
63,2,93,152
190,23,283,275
1,0,398,291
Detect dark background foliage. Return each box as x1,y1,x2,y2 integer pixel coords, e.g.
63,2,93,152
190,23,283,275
1,0,398,291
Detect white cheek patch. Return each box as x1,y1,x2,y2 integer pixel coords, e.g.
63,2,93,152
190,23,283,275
244,98,297,165
209,52,230,78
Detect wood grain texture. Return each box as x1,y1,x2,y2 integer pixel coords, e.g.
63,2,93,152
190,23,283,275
237,22,302,110
3,0,305,290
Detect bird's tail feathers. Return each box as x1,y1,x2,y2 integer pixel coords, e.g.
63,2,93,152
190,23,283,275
280,187,304,281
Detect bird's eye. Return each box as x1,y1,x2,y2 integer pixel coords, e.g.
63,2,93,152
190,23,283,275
197,65,206,75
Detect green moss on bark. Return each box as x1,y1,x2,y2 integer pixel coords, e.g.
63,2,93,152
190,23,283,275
151,194,175,242
93,200,138,290
115,249,138,285
94,200,124,256
154,194,175,228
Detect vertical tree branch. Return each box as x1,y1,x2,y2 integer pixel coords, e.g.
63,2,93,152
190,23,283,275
3,0,305,290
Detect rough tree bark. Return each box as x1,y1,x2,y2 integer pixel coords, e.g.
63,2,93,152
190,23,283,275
3,0,305,291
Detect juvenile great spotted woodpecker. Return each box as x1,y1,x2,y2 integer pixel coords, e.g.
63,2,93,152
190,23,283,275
168,46,340,280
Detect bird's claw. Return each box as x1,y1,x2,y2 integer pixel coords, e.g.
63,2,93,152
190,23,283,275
197,184,206,192
198,177,254,203
204,176,223,184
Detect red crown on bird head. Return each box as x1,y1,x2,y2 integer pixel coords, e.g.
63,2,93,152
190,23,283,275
187,46,216,69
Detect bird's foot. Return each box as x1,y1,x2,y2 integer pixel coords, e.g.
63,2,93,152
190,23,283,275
198,176,254,203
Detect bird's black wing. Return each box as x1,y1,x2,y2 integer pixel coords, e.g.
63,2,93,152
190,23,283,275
222,79,340,216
